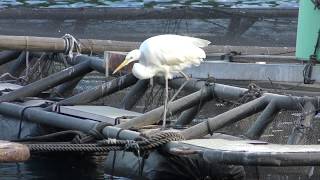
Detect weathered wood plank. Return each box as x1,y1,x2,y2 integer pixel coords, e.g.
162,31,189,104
0,140,30,162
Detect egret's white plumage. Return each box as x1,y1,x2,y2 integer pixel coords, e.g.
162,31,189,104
125,34,210,79
113,34,210,128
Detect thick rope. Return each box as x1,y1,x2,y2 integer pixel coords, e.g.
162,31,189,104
99,131,185,151
26,131,184,153
27,143,119,153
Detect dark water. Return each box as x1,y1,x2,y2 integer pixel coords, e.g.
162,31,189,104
0,155,106,180
0,0,298,8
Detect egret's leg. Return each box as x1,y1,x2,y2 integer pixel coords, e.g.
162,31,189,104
150,77,154,87
162,72,189,129
168,80,189,103
179,71,190,81
162,77,168,129
168,71,190,103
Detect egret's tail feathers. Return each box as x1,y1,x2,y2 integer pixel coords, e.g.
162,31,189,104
188,37,211,48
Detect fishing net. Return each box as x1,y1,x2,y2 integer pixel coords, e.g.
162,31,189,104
0,52,68,87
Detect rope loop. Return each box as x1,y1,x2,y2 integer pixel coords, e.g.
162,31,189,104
18,104,49,139
62,34,81,59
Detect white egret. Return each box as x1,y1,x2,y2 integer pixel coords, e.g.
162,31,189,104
113,34,210,128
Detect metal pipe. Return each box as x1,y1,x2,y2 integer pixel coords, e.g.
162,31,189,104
245,101,278,140
7,51,26,77
117,86,214,129
54,75,84,97
181,96,268,139
184,93,310,141
70,55,106,74
0,51,21,66
120,79,149,110
0,102,96,132
244,94,309,140
52,55,105,74
159,78,248,99
175,101,206,126
57,73,138,105
0,61,93,102
0,102,141,140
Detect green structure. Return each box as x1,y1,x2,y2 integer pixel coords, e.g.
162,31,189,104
296,0,320,61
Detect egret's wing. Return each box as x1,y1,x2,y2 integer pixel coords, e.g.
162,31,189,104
158,44,206,66
140,34,208,68
152,34,211,48
178,36,211,48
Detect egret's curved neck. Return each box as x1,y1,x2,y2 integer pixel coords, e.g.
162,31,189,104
128,49,141,63
132,63,157,79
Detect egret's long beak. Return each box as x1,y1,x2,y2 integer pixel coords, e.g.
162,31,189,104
112,59,130,74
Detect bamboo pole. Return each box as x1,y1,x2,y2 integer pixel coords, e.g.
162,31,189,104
0,35,296,55
0,35,139,54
